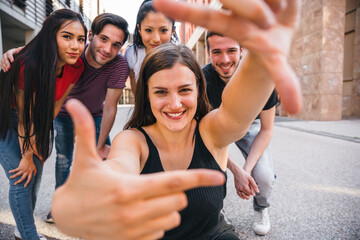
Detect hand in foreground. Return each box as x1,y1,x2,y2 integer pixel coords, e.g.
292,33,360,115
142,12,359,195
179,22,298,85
52,99,225,240
153,0,302,114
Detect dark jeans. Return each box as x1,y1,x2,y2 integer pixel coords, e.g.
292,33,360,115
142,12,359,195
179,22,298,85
54,115,110,189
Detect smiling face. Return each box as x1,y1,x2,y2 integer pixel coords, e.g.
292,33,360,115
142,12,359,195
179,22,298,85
138,11,174,53
56,20,86,68
207,35,242,83
148,63,198,132
87,24,125,68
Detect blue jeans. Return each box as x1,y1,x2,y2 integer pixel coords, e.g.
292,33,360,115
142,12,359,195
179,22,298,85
54,115,110,189
0,111,43,240
235,119,276,211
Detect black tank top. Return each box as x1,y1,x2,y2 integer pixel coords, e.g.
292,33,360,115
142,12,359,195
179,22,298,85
139,125,237,240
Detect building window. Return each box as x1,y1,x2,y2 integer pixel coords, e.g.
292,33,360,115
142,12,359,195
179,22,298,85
45,0,53,16
13,0,26,9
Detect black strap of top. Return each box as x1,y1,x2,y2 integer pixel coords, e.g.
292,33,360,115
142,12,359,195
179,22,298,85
137,127,154,148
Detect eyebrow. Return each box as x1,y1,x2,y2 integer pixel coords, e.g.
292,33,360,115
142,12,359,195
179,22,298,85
60,31,75,36
60,31,85,38
211,47,238,52
144,25,170,29
152,83,194,90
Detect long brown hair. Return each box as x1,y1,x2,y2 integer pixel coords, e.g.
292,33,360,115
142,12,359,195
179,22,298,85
124,43,211,129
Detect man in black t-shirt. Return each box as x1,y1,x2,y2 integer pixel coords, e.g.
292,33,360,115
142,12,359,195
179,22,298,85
203,31,278,236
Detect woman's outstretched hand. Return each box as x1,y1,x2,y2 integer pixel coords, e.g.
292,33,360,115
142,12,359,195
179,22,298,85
153,0,302,114
51,99,225,240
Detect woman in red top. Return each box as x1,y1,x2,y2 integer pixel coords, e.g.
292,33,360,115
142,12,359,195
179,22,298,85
0,9,86,240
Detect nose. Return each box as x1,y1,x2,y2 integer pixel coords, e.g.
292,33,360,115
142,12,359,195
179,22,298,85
71,39,79,50
152,31,161,43
169,93,181,109
220,53,230,63
103,42,111,54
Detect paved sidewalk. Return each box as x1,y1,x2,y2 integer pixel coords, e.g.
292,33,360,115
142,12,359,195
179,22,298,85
224,116,360,239
274,116,360,143
0,107,359,239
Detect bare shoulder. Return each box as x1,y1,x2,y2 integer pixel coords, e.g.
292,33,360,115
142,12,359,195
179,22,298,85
112,128,147,149
109,128,149,166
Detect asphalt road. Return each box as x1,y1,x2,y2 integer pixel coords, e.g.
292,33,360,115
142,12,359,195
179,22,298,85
0,107,359,240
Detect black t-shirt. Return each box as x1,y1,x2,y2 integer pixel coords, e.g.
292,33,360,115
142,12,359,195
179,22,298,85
202,63,278,119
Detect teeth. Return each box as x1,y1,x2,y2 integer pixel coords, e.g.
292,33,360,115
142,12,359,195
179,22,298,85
167,112,182,117
221,66,231,69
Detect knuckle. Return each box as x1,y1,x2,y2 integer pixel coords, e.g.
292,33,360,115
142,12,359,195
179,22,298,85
154,230,165,239
174,192,188,209
119,210,137,225
113,184,130,202
168,211,181,227
166,176,183,191
253,2,265,17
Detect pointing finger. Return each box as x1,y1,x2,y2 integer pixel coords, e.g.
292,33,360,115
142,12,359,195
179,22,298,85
220,0,276,28
118,169,225,202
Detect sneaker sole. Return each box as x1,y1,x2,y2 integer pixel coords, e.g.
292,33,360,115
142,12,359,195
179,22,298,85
46,218,54,224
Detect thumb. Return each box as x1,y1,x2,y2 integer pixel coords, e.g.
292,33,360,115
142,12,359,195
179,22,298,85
65,99,102,169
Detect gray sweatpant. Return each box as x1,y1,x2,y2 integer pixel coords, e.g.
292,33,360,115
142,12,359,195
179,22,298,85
234,119,276,211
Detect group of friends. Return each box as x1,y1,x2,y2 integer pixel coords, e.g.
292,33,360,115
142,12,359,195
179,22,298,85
0,0,302,239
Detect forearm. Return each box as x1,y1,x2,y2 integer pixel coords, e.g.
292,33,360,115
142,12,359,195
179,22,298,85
16,92,37,157
227,158,239,174
221,53,275,135
129,70,136,95
17,120,37,159
243,129,272,173
97,106,117,150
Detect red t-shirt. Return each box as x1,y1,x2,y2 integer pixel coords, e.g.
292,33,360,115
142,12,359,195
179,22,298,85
18,58,84,101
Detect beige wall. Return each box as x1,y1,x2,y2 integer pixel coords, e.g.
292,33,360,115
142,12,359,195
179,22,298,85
287,0,346,120
343,0,360,117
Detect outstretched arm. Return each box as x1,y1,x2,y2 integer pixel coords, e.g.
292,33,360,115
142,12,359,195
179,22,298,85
96,88,124,159
52,99,225,240
154,0,302,148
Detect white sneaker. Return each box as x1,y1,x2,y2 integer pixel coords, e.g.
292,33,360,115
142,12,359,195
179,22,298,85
38,234,47,240
253,208,270,235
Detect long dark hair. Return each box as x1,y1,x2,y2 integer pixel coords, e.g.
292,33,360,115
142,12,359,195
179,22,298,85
133,1,178,54
124,43,211,129
0,9,87,160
